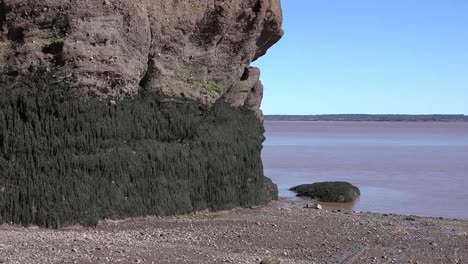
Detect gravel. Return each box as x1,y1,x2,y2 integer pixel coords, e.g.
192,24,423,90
0,197,467,264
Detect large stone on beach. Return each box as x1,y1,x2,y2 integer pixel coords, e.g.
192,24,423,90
290,182,361,203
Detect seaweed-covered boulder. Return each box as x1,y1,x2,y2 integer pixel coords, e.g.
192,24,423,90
290,182,360,203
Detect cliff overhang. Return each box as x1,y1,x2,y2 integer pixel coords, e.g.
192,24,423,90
0,0,283,227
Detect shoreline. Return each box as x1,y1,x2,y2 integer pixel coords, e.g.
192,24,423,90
278,196,468,222
1,198,467,263
264,120,468,124
264,115,468,123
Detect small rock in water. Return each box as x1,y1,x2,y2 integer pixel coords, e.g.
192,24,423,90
260,257,281,264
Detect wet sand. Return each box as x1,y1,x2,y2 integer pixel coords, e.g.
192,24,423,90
1,198,467,264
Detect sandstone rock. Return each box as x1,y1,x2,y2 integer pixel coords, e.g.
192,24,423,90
0,0,283,111
223,66,265,119
0,0,283,228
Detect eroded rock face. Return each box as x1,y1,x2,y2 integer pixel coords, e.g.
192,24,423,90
0,0,283,111
0,0,283,227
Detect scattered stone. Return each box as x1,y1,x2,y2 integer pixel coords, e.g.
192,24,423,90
404,217,416,221
305,203,322,210
0,203,468,263
260,257,281,264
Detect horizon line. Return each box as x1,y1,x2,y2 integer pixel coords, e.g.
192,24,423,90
264,114,468,116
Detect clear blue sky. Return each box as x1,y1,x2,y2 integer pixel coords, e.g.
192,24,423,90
253,1,468,115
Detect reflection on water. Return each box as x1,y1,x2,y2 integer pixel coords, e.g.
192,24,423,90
263,121,468,219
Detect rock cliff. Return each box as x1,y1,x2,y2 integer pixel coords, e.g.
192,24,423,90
0,0,283,227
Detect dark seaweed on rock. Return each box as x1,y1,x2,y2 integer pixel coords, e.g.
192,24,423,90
0,76,277,228
290,182,360,203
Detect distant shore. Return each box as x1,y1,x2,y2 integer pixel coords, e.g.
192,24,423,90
1,197,467,263
265,114,468,122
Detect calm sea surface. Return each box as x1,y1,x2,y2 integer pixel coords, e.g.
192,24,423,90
262,121,468,219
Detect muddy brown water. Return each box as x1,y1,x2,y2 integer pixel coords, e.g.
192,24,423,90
263,121,468,219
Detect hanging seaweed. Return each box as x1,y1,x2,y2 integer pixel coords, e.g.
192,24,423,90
0,75,277,227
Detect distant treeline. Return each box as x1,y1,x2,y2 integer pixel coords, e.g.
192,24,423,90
265,114,468,122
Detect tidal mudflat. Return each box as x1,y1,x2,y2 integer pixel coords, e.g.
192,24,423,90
263,121,468,219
